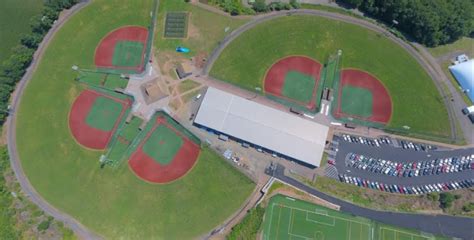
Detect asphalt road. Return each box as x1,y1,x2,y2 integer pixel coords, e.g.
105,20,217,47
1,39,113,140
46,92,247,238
271,164,474,240
5,1,101,239
203,8,467,143
334,137,474,186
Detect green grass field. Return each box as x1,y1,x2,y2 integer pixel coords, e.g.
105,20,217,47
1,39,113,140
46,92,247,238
341,86,373,117
77,71,129,90
155,0,248,55
264,194,448,240
15,0,254,238
428,37,474,58
85,96,123,131
143,124,183,165
112,41,144,67
105,117,142,165
0,0,43,62
282,71,316,103
210,16,450,137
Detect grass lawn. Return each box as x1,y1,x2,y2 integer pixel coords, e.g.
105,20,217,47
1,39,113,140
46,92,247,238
210,15,450,137
0,0,43,62
178,79,201,93
154,1,249,72
15,0,254,239
428,37,474,58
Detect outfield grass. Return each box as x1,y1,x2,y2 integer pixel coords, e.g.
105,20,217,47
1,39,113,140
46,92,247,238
0,0,43,62
210,16,450,136
15,0,254,238
155,1,248,55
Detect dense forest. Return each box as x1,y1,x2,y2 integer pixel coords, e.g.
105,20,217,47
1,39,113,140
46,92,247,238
339,0,473,46
0,0,78,125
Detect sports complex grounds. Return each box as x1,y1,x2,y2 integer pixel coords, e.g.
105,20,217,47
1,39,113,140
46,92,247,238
9,0,473,239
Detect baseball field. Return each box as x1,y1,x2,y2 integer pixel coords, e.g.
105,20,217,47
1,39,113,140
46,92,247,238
263,195,448,240
210,15,450,137
15,0,254,238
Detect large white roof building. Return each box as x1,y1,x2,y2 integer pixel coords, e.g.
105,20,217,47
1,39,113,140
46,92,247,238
193,87,329,167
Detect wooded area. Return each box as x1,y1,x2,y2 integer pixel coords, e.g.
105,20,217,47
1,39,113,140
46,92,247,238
338,0,473,47
0,0,78,125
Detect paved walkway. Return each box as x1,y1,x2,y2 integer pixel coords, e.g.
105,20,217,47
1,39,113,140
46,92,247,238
6,1,101,239
271,164,474,240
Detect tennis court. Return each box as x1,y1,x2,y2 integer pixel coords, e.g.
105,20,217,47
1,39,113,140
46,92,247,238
164,12,188,38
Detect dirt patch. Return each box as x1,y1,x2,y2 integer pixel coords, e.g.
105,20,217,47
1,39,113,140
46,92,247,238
187,16,201,40
194,52,208,69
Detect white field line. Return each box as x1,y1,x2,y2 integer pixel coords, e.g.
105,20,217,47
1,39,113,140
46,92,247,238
379,226,431,240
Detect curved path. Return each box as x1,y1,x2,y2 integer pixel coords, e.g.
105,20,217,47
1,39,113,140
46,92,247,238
203,9,461,143
271,164,474,239
6,1,101,239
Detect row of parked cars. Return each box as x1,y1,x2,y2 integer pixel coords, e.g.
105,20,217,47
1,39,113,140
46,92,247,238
346,153,474,177
399,140,437,152
340,134,391,147
339,174,473,194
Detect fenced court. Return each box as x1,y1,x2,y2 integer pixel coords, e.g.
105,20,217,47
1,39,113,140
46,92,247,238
69,89,132,149
164,12,188,38
128,111,201,183
264,195,372,240
76,70,129,90
264,56,323,113
103,117,143,166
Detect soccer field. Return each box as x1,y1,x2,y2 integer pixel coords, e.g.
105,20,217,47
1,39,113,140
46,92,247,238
263,195,448,240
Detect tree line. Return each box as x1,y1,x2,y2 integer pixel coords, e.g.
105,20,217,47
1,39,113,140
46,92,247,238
339,0,473,47
0,0,79,125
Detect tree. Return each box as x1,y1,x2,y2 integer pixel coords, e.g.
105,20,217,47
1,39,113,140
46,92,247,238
20,33,43,49
339,0,363,8
439,192,455,209
290,0,301,9
253,0,268,12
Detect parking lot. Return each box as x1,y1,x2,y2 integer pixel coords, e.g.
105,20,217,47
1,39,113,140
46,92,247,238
332,134,474,193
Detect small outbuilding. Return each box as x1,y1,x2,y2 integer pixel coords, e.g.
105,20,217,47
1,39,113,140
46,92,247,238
176,61,193,79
